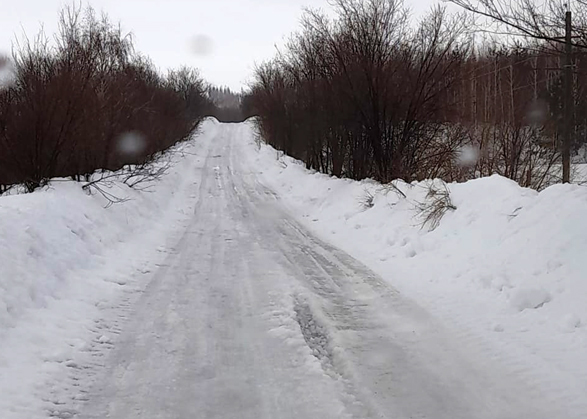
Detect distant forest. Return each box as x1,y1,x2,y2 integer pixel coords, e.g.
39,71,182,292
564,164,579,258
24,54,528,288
205,86,249,122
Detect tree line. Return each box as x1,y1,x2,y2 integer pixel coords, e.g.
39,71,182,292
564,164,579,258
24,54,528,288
0,6,207,193
244,0,587,189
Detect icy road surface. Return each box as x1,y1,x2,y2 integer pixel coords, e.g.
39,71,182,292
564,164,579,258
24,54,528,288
73,123,570,419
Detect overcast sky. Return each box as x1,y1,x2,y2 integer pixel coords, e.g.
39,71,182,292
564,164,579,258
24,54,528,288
0,0,439,91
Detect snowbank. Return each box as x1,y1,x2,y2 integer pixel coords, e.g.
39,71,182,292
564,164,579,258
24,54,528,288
242,120,587,411
0,118,219,418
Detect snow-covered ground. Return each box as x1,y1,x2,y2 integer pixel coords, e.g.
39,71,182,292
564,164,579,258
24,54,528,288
2,119,586,418
243,120,587,416
0,119,220,418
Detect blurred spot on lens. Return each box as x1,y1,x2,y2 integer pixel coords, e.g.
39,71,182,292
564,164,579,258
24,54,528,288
527,99,548,126
456,145,479,168
189,34,214,57
117,131,147,156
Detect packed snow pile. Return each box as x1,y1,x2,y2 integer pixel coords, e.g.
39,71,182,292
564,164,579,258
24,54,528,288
0,118,219,418
242,120,587,404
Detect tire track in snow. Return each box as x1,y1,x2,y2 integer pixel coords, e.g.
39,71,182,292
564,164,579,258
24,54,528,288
42,137,217,419
229,123,573,419
49,123,578,419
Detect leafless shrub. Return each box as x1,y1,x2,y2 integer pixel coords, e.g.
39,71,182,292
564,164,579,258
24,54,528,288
246,0,587,190
248,2,470,184
82,180,130,208
83,156,171,195
463,123,561,190
0,5,206,193
81,141,181,206
122,162,171,190
415,181,457,231
380,181,407,201
358,189,375,210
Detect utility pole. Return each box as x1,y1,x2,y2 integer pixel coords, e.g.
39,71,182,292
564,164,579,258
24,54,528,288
563,10,573,183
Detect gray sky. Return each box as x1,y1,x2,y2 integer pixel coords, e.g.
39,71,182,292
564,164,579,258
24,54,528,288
0,0,438,91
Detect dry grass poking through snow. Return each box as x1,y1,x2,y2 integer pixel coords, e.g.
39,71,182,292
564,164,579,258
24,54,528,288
415,181,457,231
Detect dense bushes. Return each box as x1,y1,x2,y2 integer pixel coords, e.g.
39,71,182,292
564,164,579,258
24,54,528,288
0,6,206,192
246,0,585,189
246,1,472,183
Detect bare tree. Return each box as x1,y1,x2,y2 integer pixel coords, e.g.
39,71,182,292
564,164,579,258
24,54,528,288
447,0,587,47
250,0,470,183
247,0,573,190
448,0,587,183
0,4,207,192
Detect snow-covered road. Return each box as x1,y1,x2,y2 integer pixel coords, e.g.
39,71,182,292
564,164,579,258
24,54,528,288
62,123,572,419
